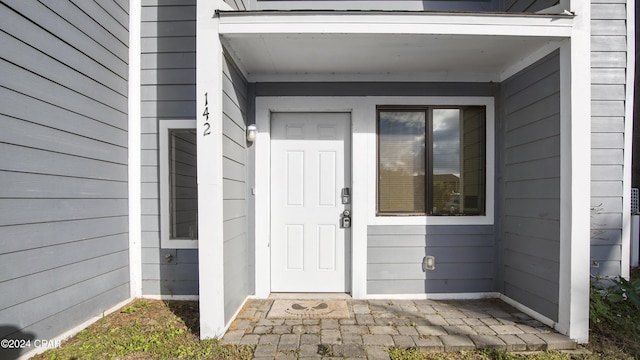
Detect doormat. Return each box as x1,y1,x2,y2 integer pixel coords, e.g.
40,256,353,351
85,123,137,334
267,299,350,319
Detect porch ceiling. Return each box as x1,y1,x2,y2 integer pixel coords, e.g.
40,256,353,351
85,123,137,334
217,11,571,82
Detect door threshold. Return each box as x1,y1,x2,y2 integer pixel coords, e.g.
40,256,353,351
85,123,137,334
268,293,352,300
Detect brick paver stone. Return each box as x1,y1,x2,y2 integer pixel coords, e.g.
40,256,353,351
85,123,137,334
471,325,496,335
362,334,394,347
440,335,476,351
352,303,370,314
321,329,342,344
300,334,320,344
369,325,398,335
273,325,293,334
341,333,364,345
444,325,476,335
321,319,340,329
220,329,244,344
537,333,577,350
516,333,547,351
425,315,448,326
497,334,527,351
253,344,277,358
411,336,444,352
333,344,367,358
416,325,448,336
392,335,416,348
239,334,260,345
396,326,419,336
489,324,524,335
259,334,280,345
278,334,300,351
469,335,507,350
298,344,321,358
341,325,369,335
356,314,375,325
365,346,391,360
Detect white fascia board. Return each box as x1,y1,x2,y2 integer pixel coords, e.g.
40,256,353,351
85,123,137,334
128,0,142,299
621,0,636,280
196,0,226,339
218,13,573,37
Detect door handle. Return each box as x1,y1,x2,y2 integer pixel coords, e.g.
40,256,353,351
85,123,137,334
341,210,351,228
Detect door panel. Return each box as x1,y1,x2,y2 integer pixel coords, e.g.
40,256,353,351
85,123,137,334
271,112,351,292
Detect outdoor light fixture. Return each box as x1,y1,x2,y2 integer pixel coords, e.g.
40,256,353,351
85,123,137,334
246,124,257,142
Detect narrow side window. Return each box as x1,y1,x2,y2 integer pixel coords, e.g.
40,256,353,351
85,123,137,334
160,120,198,248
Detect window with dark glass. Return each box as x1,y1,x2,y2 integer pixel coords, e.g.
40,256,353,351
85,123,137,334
169,129,198,239
377,106,486,216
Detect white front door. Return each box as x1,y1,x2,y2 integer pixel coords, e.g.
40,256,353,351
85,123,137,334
270,112,351,292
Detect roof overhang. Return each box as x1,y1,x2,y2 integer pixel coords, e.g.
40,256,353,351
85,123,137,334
217,11,573,82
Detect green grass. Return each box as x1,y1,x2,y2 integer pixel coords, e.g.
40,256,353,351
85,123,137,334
32,299,254,360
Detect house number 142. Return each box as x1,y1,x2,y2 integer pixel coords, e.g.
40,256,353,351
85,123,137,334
202,92,211,136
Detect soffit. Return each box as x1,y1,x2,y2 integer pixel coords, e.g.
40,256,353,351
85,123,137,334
217,11,571,82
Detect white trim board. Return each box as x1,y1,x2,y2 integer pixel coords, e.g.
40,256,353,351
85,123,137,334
128,0,142,299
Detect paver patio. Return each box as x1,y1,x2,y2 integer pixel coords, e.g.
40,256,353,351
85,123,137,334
221,298,577,359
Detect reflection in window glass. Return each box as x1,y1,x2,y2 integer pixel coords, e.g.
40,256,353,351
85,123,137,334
378,111,426,213
169,129,198,239
377,106,485,216
432,109,461,214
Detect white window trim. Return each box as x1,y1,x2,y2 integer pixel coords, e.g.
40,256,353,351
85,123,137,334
159,119,198,249
370,97,495,226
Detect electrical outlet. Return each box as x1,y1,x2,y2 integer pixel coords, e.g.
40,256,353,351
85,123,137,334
422,256,435,271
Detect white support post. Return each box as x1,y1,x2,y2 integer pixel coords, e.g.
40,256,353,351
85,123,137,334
557,0,590,343
128,0,142,299
197,0,226,339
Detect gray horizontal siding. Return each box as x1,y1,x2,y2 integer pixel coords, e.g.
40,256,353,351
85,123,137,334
499,50,560,321
590,0,629,278
140,1,199,297
0,1,129,358
250,0,498,11
367,225,495,294
222,53,251,323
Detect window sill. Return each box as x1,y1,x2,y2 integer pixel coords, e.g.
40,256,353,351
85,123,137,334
370,214,493,226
